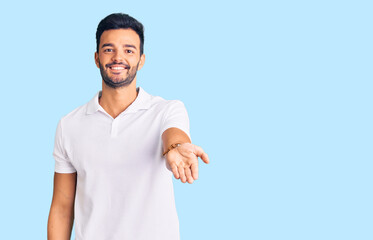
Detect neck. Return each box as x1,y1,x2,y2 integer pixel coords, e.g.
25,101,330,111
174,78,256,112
99,79,138,119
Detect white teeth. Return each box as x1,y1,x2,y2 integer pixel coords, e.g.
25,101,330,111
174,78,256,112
111,67,125,70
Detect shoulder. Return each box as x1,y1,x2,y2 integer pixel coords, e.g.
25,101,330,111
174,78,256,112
58,101,89,128
145,91,187,113
145,92,189,125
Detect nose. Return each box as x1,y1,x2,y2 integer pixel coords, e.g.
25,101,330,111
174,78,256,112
112,50,125,63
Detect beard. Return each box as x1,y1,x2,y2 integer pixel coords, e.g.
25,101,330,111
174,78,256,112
99,60,139,89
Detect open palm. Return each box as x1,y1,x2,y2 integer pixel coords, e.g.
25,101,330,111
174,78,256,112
165,143,209,184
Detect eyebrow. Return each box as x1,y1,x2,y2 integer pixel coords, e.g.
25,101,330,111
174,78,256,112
101,43,137,49
101,43,114,48
124,44,137,49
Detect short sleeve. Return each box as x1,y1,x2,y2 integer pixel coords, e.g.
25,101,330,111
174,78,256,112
161,100,191,140
53,120,77,173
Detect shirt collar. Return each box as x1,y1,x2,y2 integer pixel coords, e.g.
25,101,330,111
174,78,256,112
86,86,152,115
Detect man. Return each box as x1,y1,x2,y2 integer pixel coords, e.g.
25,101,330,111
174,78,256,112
47,13,209,240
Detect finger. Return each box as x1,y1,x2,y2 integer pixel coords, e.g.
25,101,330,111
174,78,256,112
193,145,210,164
201,152,210,164
191,163,199,180
171,163,179,179
184,167,194,184
178,166,187,183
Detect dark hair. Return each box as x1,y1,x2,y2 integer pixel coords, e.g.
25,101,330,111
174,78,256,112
96,13,144,55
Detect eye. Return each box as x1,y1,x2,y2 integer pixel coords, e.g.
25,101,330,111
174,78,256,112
104,49,113,52
126,49,134,54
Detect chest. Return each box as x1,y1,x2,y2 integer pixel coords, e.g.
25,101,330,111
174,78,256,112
65,110,164,174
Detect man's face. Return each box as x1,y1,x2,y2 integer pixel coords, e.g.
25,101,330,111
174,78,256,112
95,29,145,89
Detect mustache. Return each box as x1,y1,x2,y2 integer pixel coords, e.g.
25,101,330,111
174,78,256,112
105,62,130,69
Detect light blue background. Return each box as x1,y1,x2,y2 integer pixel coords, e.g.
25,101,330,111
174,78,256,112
0,0,372,239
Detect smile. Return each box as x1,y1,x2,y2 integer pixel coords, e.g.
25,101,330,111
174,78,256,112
109,66,129,69
107,63,130,69
108,65,130,74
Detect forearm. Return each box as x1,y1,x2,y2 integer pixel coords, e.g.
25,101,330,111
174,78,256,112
47,205,74,240
162,127,191,153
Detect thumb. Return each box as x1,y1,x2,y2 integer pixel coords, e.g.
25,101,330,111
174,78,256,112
193,145,210,164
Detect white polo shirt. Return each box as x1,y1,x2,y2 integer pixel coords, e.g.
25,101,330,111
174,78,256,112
53,87,190,240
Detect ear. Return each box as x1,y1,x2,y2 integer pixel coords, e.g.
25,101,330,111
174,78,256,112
137,54,146,71
94,52,100,68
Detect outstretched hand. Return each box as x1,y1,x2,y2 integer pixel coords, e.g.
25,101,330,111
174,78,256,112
165,143,209,184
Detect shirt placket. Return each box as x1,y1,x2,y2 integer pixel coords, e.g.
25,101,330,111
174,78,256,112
111,118,119,137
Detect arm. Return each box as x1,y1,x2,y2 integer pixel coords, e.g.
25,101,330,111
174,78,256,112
47,172,77,240
162,127,209,184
